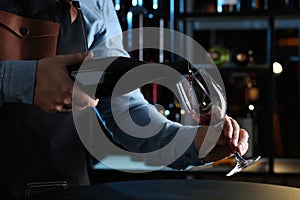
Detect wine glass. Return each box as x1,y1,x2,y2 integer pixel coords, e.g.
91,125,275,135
176,64,260,176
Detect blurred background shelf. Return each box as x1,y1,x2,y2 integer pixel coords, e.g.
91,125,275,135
89,0,300,188
174,0,300,174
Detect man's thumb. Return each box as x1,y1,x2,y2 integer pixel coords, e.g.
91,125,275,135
63,51,94,66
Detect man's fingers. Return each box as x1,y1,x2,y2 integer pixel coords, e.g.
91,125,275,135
229,117,240,147
223,116,233,138
72,99,99,111
72,85,99,110
237,129,249,155
223,116,240,150
60,52,94,67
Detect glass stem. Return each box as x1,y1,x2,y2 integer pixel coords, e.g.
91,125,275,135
234,151,245,162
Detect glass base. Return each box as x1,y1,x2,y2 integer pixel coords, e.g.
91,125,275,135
226,155,261,176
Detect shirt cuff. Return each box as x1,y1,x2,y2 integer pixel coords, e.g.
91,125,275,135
2,60,36,105
168,142,209,170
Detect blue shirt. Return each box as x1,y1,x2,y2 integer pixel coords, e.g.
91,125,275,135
0,0,204,169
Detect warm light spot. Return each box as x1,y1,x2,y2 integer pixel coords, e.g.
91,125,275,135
248,104,255,111
273,62,283,74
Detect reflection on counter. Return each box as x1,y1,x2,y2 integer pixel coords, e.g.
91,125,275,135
190,157,300,174
93,155,300,175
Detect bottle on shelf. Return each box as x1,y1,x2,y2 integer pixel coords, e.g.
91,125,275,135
238,73,260,157
270,0,300,11
245,73,260,106
254,0,269,11
225,72,260,157
194,0,217,13
208,45,231,67
231,48,255,67
235,0,270,12
286,0,300,11
217,0,238,13
232,49,248,66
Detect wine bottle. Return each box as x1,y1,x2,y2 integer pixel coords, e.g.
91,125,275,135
246,73,260,103
284,0,300,10
237,0,250,12
208,45,231,67
270,0,298,11
217,0,238,13
195,0,217,13
238,0,269,12
238,73,260,157
232,50,248,66
232,49,255,67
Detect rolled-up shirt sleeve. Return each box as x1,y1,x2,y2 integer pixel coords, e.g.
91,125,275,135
80,0,129,58
97,90,205,170
0,60,36,106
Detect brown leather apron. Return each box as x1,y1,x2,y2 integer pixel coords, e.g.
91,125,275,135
0,1,89,199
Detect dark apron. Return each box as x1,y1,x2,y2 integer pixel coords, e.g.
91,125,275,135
0,0,89,199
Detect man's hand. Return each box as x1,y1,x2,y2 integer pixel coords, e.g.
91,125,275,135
34,52,99,112
194,116,249,163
